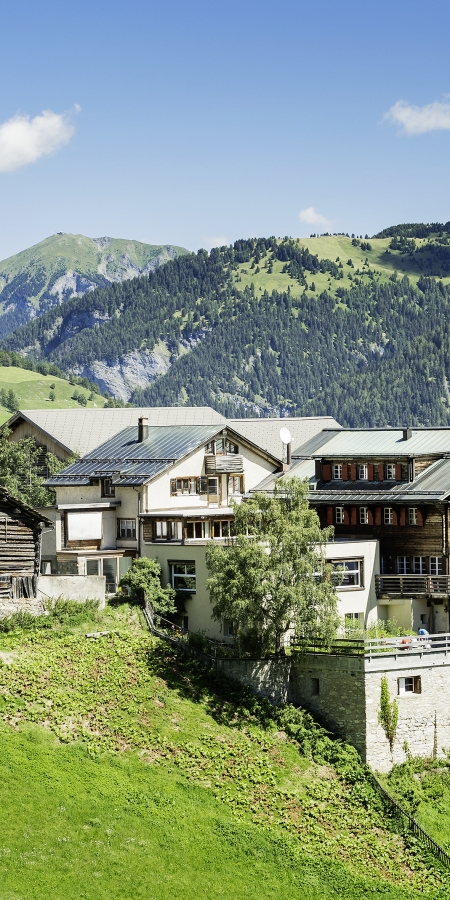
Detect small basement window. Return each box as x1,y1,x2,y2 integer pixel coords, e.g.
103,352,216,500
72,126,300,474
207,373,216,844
398,676,421,695
311,678,320,696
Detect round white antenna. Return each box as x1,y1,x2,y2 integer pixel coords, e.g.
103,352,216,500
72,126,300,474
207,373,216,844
280,426,292,445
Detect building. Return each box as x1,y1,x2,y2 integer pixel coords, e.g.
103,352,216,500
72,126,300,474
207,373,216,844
0,484,53,616
278,426,450,633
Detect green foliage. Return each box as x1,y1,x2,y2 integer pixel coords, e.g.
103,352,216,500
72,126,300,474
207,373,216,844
118,557,176,614
379,675,399,753
0,598,100,632
0,425,77,506
206,477,338,655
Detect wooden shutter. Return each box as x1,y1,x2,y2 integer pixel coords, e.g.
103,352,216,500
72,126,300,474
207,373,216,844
399,507,406,526
367,464,374,481
343,508,349,525
367,509,374,525
392,509,398,526
350,464,357,481
322,463,331,481
395,464,402,481
351,506,357,525
375,507,381,525
326,506,333,525
378,464,384,481
416,509,424,526
342,463,348,481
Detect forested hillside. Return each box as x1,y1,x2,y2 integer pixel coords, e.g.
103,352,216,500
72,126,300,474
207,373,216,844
4,231,450,426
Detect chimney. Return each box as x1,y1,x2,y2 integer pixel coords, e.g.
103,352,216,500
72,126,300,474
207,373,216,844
138,416,149,443
286,442,292,465
403,426,412,441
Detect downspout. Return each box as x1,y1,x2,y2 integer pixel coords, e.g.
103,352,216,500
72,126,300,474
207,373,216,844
133,487,142,558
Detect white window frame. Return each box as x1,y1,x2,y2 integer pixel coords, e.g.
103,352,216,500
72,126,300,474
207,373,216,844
397,556,410,575
398,676,421,696
332,464,343,480
332,559,362,588
358,464,368,480
413,556,426,574
408,507,418,525
385,464,396,480
359,506,369,525
430,557,444,576
335,506,344,524
170,562,196,593
383,507,393,525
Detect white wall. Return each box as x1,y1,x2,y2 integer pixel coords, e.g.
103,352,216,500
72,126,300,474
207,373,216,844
325,539,379,627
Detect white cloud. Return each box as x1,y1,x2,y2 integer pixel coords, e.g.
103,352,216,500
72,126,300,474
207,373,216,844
0,106,79,172
203,235,229,249
298,207,331,228
384,98,450,135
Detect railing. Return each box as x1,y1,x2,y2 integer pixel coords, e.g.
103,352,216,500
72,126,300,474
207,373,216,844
143,602,237,660
293,633,450,658
370,773,450,867
376,574,450,598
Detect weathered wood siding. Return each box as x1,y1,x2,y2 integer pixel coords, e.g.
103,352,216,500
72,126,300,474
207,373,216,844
315,504,445,559
0,501,41,600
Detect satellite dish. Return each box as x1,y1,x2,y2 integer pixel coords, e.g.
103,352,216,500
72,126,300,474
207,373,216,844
280,426,292,445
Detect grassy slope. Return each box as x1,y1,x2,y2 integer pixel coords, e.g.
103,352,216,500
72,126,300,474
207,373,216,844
382,758,450,853
0,603,448,900
0,365,105,425
233,235,436,300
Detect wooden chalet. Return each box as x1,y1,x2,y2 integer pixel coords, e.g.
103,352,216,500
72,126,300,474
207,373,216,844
0,484,52,607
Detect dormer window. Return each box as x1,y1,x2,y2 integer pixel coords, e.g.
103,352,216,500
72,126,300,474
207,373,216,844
102,478,115,497
332,464,343,480
358,464,368,480
385,464,396,480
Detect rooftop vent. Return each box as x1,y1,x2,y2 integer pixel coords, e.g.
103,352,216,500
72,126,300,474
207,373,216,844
403,426,412,441
138,416,149,443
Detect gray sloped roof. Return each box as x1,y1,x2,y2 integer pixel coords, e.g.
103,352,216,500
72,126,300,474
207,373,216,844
45,424,227,487
295,427,450,459
307,458,450,503
229,416,341,459
250,458,316,493
5,407,227,457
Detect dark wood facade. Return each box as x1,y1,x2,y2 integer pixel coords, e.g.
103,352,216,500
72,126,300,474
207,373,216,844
0,486,52,603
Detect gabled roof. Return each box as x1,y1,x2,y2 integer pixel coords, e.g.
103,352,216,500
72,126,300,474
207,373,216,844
229,416,341,459
294,427,450,459
0,484,53,527
4,407,227,457
308,458,450,503
45,422,283,488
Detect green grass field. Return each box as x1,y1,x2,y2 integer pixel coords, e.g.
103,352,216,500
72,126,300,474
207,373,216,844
0,365,105,425
0,603,449,899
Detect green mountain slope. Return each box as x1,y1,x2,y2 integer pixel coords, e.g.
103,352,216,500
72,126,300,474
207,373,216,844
0,232,188,339
4,228,450,426
0,602,447,899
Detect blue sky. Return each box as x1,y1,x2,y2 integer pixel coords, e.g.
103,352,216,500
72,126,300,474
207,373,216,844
1,0,449,258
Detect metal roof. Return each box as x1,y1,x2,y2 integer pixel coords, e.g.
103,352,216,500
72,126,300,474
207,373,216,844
295,428,450,459
250,457,316,493
307,459,450,503
45,424,225,487
229,416,341,459
5,406,227,457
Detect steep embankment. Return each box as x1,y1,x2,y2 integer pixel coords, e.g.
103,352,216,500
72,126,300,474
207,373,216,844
0,602,448,899
4,227,450,425
0,232,188,339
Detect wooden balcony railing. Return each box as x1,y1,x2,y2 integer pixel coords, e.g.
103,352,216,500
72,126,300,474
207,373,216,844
375,574,450,598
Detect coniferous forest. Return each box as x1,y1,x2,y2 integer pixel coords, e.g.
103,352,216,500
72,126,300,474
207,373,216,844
3,234,450,426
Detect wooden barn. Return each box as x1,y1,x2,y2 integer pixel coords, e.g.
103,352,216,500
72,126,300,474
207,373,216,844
0,484,52,610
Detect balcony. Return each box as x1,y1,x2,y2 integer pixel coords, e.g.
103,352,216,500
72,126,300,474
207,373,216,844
375,574,450,599
204,454,244,474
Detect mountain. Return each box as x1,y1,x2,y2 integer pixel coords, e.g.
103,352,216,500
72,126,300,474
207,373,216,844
0,233,188,340
4,227,450,427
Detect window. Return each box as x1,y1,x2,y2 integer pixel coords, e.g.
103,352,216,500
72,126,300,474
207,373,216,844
311,678,320,696
397,556,411,574
182,615,189,631
332,464,343,480
385,464,396,480
186,520,205,539
335,506,344,524
226,440,239,454
345,612,362,621
408,507,418,525
413,556,426,574
155,520,167,539
41,560,52,575
208,477,219,498
86,559,99,576
359,506,368,525
101,478,115,497
170,562,196,592
213,519,232,538
398,676,421,695
154,520,183,541
228,475,243,495
224,619,234,637
430,557,444,576
102,558,117,593
170,477,197,496
358,464,368,480
332,559,362,587
383,507,393,525
118,518,136,540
